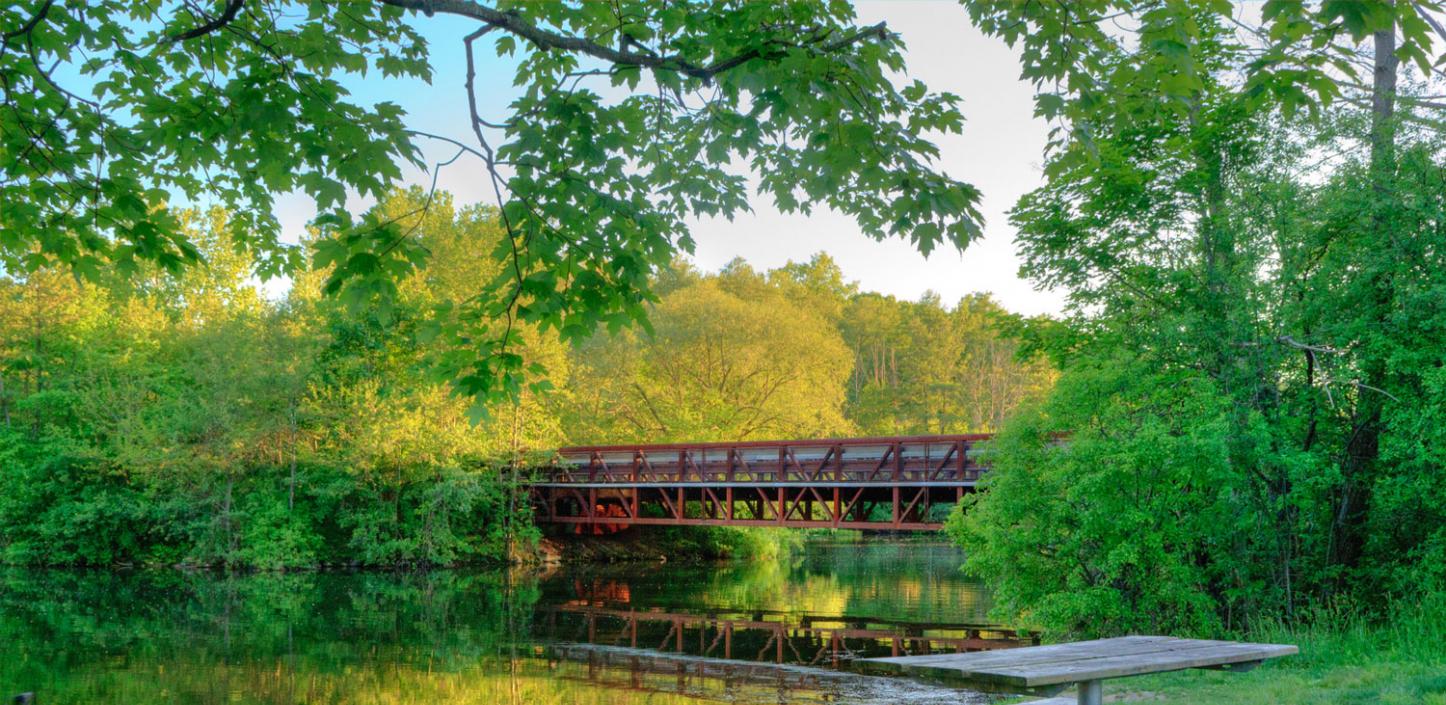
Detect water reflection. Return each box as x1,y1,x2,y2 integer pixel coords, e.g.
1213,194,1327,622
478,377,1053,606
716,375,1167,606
1,540,1016,704
539,604,1031,666
539,645,994,705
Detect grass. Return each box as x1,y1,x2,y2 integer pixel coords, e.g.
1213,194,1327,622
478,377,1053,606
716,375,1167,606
1006,596,1446,705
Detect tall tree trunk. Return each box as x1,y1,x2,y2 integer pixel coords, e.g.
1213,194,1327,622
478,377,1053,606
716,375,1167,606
223,476,236,564
30,305,42,439
1198,132,1239,388
288,404,298,512
1333,14,1398,572
1370,19,1399,178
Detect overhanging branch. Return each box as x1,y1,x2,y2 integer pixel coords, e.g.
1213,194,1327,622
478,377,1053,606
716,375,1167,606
379,0,891,82
170,0,246,43
2,0,54,41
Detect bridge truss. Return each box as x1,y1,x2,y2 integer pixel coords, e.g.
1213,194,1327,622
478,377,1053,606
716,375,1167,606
527,434,990,531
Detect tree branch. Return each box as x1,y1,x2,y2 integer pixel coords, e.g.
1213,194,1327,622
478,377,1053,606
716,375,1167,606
1415,2,1446,44
1276,335,1339,354
2,0,53,41
170,0,246,43
379,0,891,82
405,129,488,161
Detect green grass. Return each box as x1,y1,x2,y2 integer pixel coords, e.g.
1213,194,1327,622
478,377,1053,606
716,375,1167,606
1121,596,1446,704
1004,596,1446,705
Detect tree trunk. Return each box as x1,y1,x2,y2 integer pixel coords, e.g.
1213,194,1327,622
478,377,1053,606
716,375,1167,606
223,477,236,564
288,404,298,512
1370,20,1399,177
1333,14,1398,572
30,306,41,439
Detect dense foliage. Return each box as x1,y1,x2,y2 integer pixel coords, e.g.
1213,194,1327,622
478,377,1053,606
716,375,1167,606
0,191,1047,568
566,256,1054,443
949,0,1446,637
0,194,549,568
0,0,980,402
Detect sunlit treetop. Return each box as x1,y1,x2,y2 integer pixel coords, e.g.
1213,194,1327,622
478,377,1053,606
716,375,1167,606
0,0,981,403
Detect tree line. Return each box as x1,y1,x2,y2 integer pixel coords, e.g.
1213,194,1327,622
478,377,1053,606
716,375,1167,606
0,189,1050,568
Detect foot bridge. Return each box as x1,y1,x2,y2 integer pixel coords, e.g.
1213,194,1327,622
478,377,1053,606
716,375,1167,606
528,434,991,531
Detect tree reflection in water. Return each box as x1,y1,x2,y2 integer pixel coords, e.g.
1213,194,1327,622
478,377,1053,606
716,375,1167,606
2,540,1006,704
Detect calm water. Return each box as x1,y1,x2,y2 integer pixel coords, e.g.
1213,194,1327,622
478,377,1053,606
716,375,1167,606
2,539,1022,704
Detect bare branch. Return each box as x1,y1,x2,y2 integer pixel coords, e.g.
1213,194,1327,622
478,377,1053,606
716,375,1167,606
404,129,488,162
1276,335,1340,354
1348,379,1400,402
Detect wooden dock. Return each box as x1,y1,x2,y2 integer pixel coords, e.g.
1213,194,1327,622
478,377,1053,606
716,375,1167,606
860,635,1297,704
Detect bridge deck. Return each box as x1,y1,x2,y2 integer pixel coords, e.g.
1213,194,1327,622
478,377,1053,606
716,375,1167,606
527,434,991,531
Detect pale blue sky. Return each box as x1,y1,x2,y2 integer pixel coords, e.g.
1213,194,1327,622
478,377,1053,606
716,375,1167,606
271,1,1065,316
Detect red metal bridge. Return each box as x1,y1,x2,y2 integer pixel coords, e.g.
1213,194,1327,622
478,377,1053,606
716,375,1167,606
528,434,991,531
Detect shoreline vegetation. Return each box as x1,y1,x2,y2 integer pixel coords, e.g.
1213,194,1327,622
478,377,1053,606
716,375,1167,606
539,526,818,565
0,193,1049,572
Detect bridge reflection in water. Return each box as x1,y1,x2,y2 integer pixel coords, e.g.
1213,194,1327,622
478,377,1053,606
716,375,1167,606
537,604,1033,667
527,582,1035,705
535,643,996,705
530,434,991,531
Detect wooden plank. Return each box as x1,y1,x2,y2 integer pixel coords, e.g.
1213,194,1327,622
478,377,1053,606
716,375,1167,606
860,636,1297,688
997,644,1297,687
863,636,1169,669
866,636,1268,670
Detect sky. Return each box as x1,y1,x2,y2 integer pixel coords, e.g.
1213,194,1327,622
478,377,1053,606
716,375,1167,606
272,1,1066,316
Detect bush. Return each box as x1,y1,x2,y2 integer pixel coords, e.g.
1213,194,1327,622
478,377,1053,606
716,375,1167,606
947,355,1244,638
0,432,148,566
0,429,532,569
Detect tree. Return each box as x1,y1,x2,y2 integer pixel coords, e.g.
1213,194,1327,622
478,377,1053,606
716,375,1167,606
951,0,1446,633
296,189,565,564
562,255,1052,444
948,295,1057,432
565,278,853,443
2,0,981,402
948,355,1237,637
766,253,859,325
840,291,1052,435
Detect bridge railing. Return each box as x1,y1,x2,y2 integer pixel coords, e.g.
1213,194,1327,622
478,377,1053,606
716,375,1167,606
539,434,992,485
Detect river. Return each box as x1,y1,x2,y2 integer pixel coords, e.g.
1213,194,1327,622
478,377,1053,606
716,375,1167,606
2,538,1023,704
